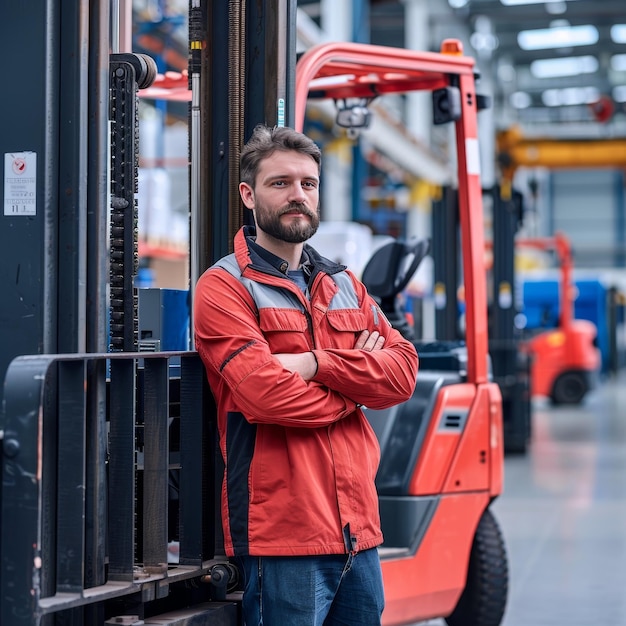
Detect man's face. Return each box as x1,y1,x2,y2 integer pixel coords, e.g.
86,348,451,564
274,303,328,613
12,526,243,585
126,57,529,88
240,150,320,244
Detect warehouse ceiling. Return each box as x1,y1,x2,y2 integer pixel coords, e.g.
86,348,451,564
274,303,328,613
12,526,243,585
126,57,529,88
453,0,626,135
298,0,626,137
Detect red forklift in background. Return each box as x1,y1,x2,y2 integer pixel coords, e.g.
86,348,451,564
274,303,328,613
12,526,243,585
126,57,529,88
0,2,507,624
518,232,600,404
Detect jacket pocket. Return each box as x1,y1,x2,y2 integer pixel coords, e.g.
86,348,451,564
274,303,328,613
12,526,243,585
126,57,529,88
324,309,368,349
326,309,367,332
258,308,309,353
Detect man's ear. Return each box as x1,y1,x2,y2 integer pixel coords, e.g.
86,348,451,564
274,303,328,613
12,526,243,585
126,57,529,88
239,182,255,209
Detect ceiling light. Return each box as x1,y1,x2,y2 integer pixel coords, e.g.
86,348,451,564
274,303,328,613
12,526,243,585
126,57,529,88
613,86,626,103
518,24,598,50
545,2,567,15
501,0,579,5
612,54,626,72
542,86,599,107
470,31,499,52
510,91,532,109
530,55,598,78
611,25,626,44
497,62,517,82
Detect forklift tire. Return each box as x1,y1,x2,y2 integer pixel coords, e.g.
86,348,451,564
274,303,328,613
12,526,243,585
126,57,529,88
550,371,587,405
445,508,508,626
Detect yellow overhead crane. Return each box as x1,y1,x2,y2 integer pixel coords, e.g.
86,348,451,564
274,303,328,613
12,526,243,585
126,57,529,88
496,126,626,198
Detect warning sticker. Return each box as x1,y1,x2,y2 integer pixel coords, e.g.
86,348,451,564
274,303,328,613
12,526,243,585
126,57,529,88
4,152,37,216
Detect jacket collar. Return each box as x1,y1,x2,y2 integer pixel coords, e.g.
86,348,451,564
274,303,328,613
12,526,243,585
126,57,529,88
235,225,346,279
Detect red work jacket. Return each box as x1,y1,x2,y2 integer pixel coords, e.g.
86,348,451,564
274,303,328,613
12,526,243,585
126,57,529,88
194,226,418,557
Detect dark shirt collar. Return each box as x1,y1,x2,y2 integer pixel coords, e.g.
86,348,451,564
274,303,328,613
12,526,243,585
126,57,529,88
247,232,312,278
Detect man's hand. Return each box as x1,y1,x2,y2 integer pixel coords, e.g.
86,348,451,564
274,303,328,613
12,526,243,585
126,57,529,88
354,329,385,351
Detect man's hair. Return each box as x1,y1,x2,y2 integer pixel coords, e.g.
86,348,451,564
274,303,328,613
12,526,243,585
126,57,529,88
240,124,322,188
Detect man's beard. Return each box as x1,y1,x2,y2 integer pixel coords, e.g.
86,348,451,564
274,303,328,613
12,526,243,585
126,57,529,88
254,200,320,244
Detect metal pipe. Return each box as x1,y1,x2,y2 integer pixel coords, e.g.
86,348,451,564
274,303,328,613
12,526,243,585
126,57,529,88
57,0,89,353
85,0,110,594
228,0,245,247
190,71,201,341
87,0,110,355
118,0,133,53
110,0,132,54
189,0,204,344
110,0,119,52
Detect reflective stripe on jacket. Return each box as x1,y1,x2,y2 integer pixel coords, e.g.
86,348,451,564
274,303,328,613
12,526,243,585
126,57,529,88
194,226,419,557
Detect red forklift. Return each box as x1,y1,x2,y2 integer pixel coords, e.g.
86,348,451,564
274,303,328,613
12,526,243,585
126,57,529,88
0,2,507,625
517,233,601,404
295,40,508,626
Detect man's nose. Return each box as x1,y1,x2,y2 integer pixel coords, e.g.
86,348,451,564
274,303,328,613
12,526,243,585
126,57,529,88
288,182,307,203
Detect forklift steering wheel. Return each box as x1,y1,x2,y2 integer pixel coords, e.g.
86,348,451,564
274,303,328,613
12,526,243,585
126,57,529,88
362,237,430,300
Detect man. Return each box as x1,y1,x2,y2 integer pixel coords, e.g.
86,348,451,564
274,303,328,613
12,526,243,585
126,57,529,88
194,124,418,625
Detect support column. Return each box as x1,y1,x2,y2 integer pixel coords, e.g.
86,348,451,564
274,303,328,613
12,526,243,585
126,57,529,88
471,15,497,190
403,0,433,242
197,0,298,269
318,0,354,223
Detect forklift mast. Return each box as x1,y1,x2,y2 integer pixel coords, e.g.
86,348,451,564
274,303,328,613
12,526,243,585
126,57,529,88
0,1,295,623
431,184,531,453
432,186,463,342
490,186,531,454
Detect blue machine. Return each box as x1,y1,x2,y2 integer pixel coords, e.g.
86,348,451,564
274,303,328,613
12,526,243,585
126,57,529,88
522,278,609,373
138,288,191,352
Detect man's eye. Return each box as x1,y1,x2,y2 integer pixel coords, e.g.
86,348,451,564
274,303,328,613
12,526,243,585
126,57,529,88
303,181,317,188
272,181,287,187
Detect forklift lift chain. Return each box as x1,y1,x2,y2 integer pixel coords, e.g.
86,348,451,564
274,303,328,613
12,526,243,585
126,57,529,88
109,53,157,352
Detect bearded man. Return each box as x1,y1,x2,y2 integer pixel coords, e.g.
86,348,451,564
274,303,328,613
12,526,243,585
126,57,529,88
194,124,418,626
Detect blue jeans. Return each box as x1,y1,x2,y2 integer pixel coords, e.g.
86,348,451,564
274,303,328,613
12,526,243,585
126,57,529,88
236,548,385,625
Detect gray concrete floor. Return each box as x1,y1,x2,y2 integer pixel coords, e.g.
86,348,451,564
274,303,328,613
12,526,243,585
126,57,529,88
418,372,626,626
